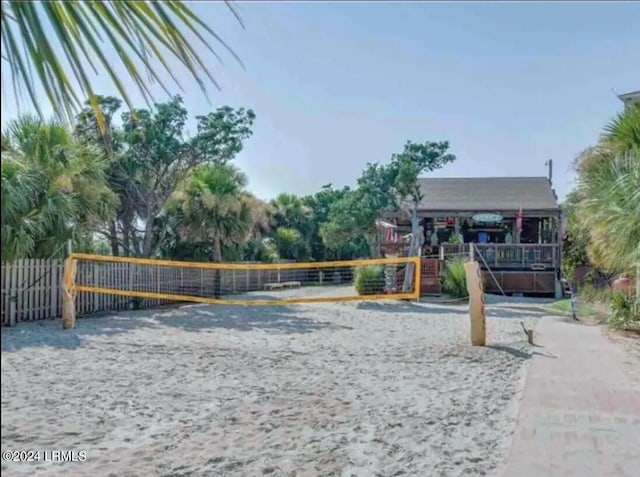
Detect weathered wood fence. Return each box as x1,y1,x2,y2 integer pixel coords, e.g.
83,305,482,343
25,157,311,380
1,259,312,327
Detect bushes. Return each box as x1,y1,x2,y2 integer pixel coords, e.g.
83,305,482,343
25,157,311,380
354,265,385,295
579,283,613,303
442,259,468,298
609,291,640,330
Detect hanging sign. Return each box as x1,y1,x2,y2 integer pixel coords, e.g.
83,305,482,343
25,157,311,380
472,213,503,223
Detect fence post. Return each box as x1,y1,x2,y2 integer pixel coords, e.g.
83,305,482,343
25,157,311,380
61,257,77,329
232,269,236,293
7,290,17,327
464,261,486,346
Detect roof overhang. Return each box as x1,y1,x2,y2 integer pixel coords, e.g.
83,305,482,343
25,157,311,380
618,90,640,104
384,208,561,220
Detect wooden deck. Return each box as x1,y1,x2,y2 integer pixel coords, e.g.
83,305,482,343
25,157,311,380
435,244,560,295
440,243,559,270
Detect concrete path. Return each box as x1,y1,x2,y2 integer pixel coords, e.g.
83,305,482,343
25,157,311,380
503,316,640,477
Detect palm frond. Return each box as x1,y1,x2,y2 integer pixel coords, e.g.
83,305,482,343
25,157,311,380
1,1,243,130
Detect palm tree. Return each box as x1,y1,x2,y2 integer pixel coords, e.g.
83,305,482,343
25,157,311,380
170,162,263,297
1,1,242,127
270,193,314,235
171,162,256,263
272,227,310,260
1,116,116,260
574,104,640,274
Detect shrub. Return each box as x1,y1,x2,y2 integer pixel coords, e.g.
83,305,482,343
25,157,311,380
579,283,614,303
354,265,385,295
442,259,468,298
609,292,640,330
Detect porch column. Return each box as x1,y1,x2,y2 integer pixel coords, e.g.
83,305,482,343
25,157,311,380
538,218,543,244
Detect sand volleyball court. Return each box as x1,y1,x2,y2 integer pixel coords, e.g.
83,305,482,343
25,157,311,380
1,296,542,477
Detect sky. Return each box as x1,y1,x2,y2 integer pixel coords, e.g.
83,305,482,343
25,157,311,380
2,1,639,202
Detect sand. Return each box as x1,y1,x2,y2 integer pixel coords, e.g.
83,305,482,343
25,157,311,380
1,291,544,477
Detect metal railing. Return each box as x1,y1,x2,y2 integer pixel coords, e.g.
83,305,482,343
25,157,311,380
472,244,559,269
439,243,559,269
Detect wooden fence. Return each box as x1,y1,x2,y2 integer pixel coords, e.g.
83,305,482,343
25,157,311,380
0,259,317,327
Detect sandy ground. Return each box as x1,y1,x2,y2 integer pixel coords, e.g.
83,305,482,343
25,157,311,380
1,290,545,477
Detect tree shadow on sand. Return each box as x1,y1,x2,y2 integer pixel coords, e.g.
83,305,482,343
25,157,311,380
485,307,549,319
357,301,548,319
1,304,351,352
357,301,469,315
0,310,163,352
153,304,353,334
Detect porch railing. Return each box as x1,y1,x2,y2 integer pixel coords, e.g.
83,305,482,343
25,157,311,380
440,243,559,269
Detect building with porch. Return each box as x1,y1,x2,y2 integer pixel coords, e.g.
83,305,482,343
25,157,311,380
618,90,640,109
382,176,562,296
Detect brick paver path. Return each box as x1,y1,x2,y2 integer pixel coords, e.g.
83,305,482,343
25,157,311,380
503,316,640,477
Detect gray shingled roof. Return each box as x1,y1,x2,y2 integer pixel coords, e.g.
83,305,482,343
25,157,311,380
416,177,560,211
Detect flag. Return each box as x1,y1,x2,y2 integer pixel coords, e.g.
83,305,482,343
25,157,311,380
516,207,523,237
375,220,400,243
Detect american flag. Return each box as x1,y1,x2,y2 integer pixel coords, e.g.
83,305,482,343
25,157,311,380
516,207,523,236
375,220,400,243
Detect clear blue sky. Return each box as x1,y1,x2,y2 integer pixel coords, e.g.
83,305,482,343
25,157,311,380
2,1,639,202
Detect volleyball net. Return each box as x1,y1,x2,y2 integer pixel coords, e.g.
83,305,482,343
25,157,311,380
65,253,422,306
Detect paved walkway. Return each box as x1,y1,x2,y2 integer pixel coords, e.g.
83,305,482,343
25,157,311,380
503,316,640,477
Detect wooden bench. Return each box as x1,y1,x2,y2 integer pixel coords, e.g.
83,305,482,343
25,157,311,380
264,281,301,291
264,283,284,290
281,281,301,289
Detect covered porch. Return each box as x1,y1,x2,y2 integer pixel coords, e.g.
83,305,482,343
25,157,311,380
377,176,563,296
440,243,560,271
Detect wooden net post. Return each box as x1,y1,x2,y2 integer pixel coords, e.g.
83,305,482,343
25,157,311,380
464,261,486,346
61,256,78,329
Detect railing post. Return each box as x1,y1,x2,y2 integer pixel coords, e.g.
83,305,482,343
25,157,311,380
494,244,498,268
522,245,526,268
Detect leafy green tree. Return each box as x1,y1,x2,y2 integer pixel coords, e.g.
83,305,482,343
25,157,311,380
321,141,455,258
320,190,372,259
75,95,126,255
192,107,257,164
1,1,242,127
74,95,255,257
302,184,351,260
1,116,116,260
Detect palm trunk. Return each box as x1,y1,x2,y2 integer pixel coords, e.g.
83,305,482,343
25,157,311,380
141,215,156,257
108,220,119,256
212,237,223,298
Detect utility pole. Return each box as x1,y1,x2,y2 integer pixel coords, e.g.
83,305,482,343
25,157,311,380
545,159,553,185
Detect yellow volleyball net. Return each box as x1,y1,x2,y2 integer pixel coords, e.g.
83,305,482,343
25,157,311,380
64,253,422,306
